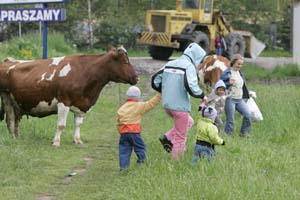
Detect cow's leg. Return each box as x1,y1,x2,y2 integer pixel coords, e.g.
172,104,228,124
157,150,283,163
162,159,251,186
73,113,84,145
0,97,5,121
1,94,16,138
5,105,16,138
14,115,21,137
52,103,70,147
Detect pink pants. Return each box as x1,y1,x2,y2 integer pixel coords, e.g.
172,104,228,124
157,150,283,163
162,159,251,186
165,109,194,160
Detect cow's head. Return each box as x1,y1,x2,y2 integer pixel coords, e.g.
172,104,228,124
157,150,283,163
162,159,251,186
108,46,138,85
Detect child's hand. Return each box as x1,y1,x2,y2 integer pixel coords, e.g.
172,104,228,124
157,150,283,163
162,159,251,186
202,96,208,105
198,104,205,111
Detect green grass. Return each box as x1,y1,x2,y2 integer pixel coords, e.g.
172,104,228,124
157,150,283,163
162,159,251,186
260,49,292,57
243,63,300,80
0,75,300,199
0,32,299,199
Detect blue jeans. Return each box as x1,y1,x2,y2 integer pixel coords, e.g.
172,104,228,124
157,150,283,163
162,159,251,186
119,133,146,170
191,144,216,163
224,98,251,135
216,48,223,56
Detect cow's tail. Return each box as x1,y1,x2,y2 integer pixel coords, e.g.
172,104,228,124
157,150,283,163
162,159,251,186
0,96,5,121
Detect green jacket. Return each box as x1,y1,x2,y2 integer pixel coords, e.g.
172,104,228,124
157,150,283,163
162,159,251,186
196,116,224,145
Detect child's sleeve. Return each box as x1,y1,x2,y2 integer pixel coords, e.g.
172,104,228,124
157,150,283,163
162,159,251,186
208,126,224,145
140,93,161,114
206,91,215,104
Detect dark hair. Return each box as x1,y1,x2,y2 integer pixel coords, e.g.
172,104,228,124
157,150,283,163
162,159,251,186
230,54,244,67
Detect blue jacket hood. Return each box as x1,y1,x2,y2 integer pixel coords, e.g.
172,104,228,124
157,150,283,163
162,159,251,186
183,43,206,67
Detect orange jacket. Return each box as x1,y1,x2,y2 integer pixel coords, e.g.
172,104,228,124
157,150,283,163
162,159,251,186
117,93,161,134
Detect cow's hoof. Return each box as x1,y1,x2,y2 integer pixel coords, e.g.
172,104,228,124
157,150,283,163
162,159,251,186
52,140,61,147
73,139,83,145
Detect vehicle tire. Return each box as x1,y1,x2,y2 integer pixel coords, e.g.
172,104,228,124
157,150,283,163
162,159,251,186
148,46,173,60
225,33,246,59
192,31,210,53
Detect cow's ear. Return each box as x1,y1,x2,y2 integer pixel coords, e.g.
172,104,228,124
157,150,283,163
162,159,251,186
106,44,116,52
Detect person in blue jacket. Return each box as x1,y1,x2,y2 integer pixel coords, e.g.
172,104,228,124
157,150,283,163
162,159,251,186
151,43,207,160
220,54,251,137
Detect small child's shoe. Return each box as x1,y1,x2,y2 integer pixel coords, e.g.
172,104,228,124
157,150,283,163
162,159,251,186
159,135,173,153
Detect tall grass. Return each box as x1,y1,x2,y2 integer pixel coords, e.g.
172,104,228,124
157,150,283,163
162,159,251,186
260,49,292,57
243,63,300,80
0,75,300,199
0,32,77,60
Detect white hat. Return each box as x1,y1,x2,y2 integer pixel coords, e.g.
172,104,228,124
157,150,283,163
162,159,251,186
126,86,141,99
202,106,217,121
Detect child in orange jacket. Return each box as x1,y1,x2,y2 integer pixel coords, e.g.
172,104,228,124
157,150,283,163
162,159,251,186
117,86,161,170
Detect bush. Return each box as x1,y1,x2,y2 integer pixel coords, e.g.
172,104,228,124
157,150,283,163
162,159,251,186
0,32,77,60
93,21,140,50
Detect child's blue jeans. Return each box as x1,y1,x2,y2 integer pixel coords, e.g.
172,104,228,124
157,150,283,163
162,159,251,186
119,133,146,170
192,144,216,163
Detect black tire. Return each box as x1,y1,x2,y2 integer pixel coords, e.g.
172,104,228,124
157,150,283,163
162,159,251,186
192,31,210,53
148,46,173,60
225,33,246,59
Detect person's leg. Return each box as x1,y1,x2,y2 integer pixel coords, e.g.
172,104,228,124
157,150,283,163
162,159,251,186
184,114,194,151
159,109,175,153
191,144,201,164
170,111,190,160
132,134,146,163
236,99,252,136
159,109,174,152
199,146,212,162
164,109,176,141
187,114,194,129
224,98,236,136
119,134,133,170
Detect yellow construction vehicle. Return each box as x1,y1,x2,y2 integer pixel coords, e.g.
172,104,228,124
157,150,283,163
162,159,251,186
137,0,265,60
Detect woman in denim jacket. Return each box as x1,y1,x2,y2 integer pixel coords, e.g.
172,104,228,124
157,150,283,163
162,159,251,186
220,54,251,137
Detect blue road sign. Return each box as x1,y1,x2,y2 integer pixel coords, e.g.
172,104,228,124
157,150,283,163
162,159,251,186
0,8,66,22
0,0,68,5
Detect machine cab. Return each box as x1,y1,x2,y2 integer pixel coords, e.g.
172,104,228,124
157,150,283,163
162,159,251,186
182,0,214,24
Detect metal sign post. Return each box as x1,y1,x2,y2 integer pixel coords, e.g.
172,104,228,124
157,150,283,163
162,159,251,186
293,0,300,65
43,4,48,59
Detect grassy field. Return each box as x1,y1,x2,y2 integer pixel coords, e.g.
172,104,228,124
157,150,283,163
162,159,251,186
0,32,299,199
0,74,300,200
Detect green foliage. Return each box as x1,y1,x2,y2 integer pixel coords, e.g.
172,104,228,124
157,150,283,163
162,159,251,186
215,0,291,51
0,32,77,60
260,49,292,57
93,21,138,49
0,0,292,51
1,77,300,199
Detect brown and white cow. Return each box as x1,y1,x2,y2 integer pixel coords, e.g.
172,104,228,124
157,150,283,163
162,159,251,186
0,46,138,146
198,55,230,91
